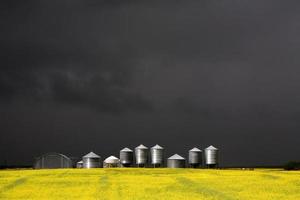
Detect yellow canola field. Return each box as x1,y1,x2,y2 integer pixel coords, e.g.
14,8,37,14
0,168,299,200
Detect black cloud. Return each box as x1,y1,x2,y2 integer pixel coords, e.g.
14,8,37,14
0,0,300,166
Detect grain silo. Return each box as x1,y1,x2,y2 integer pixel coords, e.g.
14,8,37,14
76,160,83,168
188,147,202,168
103,156,120,168
135,144,148,167
82,152,102,168
167,154,185,168
205,145,218,168
150,144,164,167
120,147,133,167
34,152,73,169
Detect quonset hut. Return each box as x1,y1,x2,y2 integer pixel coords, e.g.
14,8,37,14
135,144,148,167
150,144,164,167
103,156,120,168
82,152,102,168
34,153,73,169
120,147,133,167
167,154,185,168
188,147,202,168
205,145,218,168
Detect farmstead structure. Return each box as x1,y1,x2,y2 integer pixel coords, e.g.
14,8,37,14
34,145,219,169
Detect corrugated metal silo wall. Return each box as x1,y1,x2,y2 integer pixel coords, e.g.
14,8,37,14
167,159,185,168
205,149,218,166
120,151,133,167
188,151,202,167
83,157,102,168
135,148,148,166
151,148,164,167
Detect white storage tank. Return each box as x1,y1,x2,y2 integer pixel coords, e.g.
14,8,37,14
150,144,164,167
120,147,133,167
82,152,102,168
135,144,148,167
205,145,218,168
188,147,202,168
76,160,83,168
103,156,120,168
167,154,185,168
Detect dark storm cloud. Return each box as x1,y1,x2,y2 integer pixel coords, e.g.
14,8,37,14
0,0,300,166
0,0,153,112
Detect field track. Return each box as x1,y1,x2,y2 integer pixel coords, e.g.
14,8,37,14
0,168,299,200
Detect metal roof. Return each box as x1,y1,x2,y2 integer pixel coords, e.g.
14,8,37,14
151,144,164,149
120,147,133,152
135,144,148,149
189,147,202,152
35,152,71,161
168,154,185,160
83,152,100,158
205,145,218,150
77,160,83,164
104,156,120,163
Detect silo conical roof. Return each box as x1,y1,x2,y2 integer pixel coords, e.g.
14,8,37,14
189,147,202,152
104,156,120,163
135,144,148,149
83,152,100,158
205,145,218,150
151,144,164,149
120,147,133,152
168,154,185,160
77,160,83,164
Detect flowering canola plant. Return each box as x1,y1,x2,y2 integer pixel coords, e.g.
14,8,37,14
0,168,299,200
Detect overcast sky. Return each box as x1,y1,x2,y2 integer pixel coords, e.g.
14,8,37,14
1,0,300,166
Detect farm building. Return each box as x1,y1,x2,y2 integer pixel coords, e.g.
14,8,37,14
188,147,202,168
150,144,164,167
33,145,220,169
120,147,133,167
167,154,186,168
82,152,102,168
76,160,83,168
205,145,219,168
103,156,120,168
34,152,73,169
135,144,148,167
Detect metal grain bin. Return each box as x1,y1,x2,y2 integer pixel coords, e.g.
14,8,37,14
150,144,164,167
120,147,133,167
82,152,102,168
135,144,148,167
167,154,185,168
205,145,218,168
103,156,120,168
76,160,83,168
34,152,73,169
188,147,202,168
